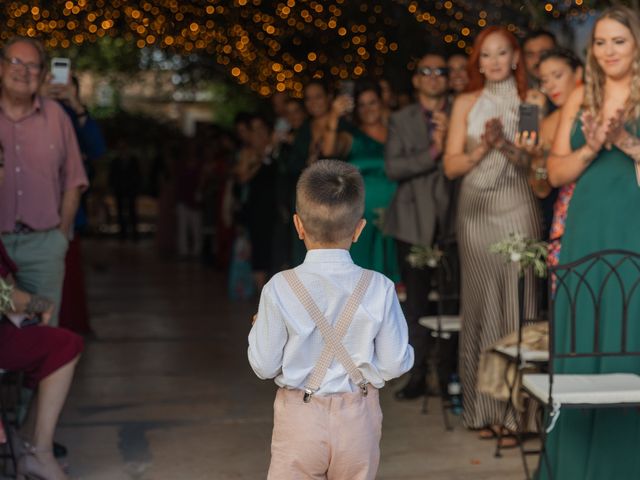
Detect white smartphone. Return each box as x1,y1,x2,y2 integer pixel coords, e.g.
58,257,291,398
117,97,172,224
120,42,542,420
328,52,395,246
50,57,71,85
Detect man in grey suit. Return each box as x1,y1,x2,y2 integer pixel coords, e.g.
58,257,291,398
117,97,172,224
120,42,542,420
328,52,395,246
384,51,452,400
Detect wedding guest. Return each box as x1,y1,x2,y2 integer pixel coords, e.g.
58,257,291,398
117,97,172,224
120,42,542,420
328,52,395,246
43,74,107,334
322,80,399,281
447,53,469,95
0,159,81,480
444,26,541,443
0,37,88,325
379,78,398,121
288,79,351,265
522,29,557,86
384,51,451,400
235,115,277,290
542,7,640,479
515,48,583,254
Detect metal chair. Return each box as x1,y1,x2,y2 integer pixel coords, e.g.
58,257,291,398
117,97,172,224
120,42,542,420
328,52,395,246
522,249,640,480
491,273,548,477
0,368,19,477
418,235,461,430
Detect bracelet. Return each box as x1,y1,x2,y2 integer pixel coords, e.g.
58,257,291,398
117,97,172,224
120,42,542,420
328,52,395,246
534,166,548,181
25,294,53,316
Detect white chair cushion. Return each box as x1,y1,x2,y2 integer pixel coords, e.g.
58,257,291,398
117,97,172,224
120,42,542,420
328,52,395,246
418,315,461,332
493,345,549,363
523,373,640,405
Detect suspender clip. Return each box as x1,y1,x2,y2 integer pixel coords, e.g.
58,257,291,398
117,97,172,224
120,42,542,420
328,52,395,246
359,382,369,397
303,388,314,403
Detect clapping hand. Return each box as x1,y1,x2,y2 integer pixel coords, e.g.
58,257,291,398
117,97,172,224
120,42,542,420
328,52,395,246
431,111,448,155
605,108,627,149
482,118,506,149
581,111,608,154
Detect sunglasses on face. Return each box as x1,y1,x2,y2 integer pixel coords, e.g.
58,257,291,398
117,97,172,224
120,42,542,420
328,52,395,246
417,67,449,77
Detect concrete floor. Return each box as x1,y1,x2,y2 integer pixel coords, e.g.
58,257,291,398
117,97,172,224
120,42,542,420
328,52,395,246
26,240,532,479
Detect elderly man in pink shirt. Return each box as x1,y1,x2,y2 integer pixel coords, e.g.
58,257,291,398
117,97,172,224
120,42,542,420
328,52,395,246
0,37,88,326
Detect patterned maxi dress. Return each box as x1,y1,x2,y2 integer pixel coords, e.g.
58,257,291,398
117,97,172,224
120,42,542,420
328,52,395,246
457,77,542,429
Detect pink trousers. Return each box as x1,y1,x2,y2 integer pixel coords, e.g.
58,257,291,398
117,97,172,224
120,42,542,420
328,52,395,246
267,387,382,480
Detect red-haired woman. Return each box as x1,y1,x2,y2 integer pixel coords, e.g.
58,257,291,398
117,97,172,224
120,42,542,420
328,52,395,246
444,26,542,440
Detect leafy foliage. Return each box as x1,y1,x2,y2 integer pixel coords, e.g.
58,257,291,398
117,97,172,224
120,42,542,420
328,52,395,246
407,245,445,269
490,233,549,278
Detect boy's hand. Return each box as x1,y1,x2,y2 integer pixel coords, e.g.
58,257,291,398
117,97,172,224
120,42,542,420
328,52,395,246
251,314,257,325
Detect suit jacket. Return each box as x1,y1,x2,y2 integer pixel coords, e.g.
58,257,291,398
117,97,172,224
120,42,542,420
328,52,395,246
383,103,452,247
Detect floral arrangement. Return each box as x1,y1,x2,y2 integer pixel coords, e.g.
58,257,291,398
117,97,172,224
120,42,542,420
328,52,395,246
489,233,548,278
0,278,14,313
372,207,386,231
406,244,444,269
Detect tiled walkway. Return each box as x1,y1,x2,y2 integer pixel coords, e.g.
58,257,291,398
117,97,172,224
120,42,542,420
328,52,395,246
46,240,526,479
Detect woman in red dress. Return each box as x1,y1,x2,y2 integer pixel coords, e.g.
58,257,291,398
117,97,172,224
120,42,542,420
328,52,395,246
0,159,82,480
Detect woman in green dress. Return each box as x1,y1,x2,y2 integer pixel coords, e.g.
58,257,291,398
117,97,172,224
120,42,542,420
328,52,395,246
321,80,400,281
544,6,640,479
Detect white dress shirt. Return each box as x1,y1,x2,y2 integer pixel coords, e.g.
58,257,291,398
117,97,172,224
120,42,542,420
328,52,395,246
248,249,414,395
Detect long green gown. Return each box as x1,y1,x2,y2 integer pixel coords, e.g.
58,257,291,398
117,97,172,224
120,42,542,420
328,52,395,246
539,119,640,479
347,129,400,282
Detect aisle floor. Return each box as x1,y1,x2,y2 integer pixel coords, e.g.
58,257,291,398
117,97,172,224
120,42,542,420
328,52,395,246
47,240,527,479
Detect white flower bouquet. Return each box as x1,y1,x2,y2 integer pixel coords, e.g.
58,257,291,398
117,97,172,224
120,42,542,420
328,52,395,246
489,233,548,278
406,244,445,269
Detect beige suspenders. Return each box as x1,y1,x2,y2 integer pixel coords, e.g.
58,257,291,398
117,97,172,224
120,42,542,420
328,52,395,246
282,269,374,403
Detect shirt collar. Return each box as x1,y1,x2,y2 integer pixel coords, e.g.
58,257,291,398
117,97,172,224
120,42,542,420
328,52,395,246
0,93,43,120
303,249,354,264
419,97,449,119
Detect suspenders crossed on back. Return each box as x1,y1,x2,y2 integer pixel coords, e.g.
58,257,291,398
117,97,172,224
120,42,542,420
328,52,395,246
282,269,374,403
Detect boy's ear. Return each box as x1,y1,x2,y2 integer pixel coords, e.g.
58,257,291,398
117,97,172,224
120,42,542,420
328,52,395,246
293,213,305,240
352,219,366,243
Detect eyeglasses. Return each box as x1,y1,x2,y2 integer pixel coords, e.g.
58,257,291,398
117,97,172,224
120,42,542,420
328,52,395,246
418,67,449,77
3,57,42,75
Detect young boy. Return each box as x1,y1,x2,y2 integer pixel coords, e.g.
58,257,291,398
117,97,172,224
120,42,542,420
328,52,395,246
248,159,414,479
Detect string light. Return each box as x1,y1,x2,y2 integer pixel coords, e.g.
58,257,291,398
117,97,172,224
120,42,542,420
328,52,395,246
0,0,592,96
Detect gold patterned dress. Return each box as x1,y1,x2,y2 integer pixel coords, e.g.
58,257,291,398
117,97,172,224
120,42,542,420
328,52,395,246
457,77,541,429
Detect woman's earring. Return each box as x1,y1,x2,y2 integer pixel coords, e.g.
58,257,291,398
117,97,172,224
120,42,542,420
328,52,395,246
512,62,517,70
479,67,485,74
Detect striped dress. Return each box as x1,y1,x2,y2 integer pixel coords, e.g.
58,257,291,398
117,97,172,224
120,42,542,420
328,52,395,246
457,77,541,429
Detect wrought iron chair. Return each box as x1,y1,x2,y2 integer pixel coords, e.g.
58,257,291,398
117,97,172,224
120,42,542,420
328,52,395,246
522,249,640,480
418,235,461,430
0,368,20,477
491,273,548,476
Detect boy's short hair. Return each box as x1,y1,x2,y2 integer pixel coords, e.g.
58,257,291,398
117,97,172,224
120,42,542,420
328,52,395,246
296,160,364,244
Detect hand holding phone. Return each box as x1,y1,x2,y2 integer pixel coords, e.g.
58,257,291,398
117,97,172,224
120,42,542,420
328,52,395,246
50,57,71,85
518,103,540,140
338,80,355,113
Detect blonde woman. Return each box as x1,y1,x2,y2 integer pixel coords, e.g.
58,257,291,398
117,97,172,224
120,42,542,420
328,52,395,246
542,6,640,479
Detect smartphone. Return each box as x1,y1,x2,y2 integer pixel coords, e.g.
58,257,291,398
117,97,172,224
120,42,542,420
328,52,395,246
50,57,71,85
274,117,290,134
20,315,42,327
339,80,355,98
339,80,355,113
518,103,539,137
